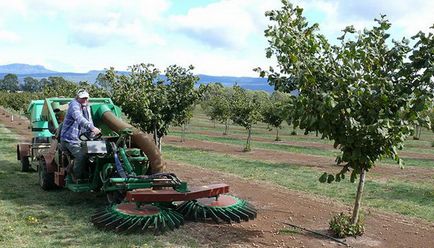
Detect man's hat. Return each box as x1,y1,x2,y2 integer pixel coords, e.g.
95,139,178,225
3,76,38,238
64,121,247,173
77,89,89,98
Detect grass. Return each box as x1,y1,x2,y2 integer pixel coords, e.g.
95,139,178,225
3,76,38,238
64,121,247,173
169,130,339,157
163,145,434,222
177,121,334,144
169,131,434,169
0,125,200,248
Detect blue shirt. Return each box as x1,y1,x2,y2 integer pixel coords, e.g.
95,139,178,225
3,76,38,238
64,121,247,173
60,99,95,144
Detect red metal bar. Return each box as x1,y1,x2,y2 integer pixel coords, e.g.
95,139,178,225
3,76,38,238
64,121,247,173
126,183,230,203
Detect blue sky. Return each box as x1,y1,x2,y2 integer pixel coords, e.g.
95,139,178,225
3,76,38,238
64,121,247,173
0,0,432,76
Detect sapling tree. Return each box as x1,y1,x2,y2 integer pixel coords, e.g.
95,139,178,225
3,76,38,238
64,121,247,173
202,84,234,135
230,85,263,151
165,65,200,143
199,83,222,128
103,64,160,146
103,63,199,150
262,91,292,141
199,83,223,113
257,0,434,232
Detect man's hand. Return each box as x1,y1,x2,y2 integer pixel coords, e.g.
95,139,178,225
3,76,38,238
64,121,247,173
92,127,101,135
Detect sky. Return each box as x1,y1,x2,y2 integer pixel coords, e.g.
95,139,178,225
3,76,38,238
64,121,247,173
0,0,432,76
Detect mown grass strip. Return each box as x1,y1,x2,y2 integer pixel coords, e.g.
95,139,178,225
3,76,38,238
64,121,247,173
182,123,434,155
180,121,334,144
187,108,434,151
164,145,434,222
169,131,339,157
0,125,199,248
169,131,434,169
188,117,434,150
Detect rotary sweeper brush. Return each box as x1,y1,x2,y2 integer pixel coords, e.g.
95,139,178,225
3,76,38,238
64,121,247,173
17,97,257,234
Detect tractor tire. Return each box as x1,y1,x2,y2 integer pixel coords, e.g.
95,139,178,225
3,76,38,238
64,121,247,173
38,159,56,190
21,156,31,172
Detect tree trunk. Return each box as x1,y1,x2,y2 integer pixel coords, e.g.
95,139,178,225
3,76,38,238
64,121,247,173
153,123,158,147
223,119,229,135
244,128,252,152
181,123,186,142
157,136,162,152
213,120,216,128
275,128,280,141
153,123,161,152
351,168,366,224
414,125,421,140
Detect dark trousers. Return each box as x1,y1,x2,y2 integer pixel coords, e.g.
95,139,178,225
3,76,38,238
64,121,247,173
60,140,88,179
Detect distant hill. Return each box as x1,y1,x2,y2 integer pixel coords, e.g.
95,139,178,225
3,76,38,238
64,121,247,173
0,63,57,74
197,74,271,91
0,63,274,92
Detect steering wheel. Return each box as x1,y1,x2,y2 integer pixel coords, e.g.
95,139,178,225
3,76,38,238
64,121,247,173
79,131,103,141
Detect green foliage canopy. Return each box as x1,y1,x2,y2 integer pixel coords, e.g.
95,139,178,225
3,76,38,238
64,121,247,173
22,77,43,92
230,85,264,130
262,91,292,130
0,74,20,92
258,2,434,182
230,85,265,151
166,65,200,128
200,83,233,133
102,63,199,141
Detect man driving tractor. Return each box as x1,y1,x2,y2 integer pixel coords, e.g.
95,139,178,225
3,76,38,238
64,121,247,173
60,89,101,181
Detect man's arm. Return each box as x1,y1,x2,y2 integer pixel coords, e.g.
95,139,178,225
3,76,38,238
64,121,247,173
70,104,95,130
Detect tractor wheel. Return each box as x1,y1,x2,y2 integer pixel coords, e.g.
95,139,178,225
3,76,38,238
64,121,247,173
21,156,31,172
38,159,56,190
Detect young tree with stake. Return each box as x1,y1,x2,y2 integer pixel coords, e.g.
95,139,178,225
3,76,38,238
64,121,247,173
257,0,434,236
262,91,292,141
230,85,263,152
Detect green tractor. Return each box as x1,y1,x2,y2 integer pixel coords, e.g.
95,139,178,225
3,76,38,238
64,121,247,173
17,97,256,234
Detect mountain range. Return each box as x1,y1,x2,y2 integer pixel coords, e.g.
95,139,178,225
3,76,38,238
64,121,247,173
0,63,273,92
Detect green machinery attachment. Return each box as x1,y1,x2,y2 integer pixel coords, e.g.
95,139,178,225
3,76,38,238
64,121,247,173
17,97,257,234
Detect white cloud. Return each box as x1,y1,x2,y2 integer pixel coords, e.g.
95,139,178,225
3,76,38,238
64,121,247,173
157,48,259,76
300,0,434,40
168,0,280,49
1,0,432,77
2,0,170,47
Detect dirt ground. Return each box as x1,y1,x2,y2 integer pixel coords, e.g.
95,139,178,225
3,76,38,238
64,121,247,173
2,108,434,248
